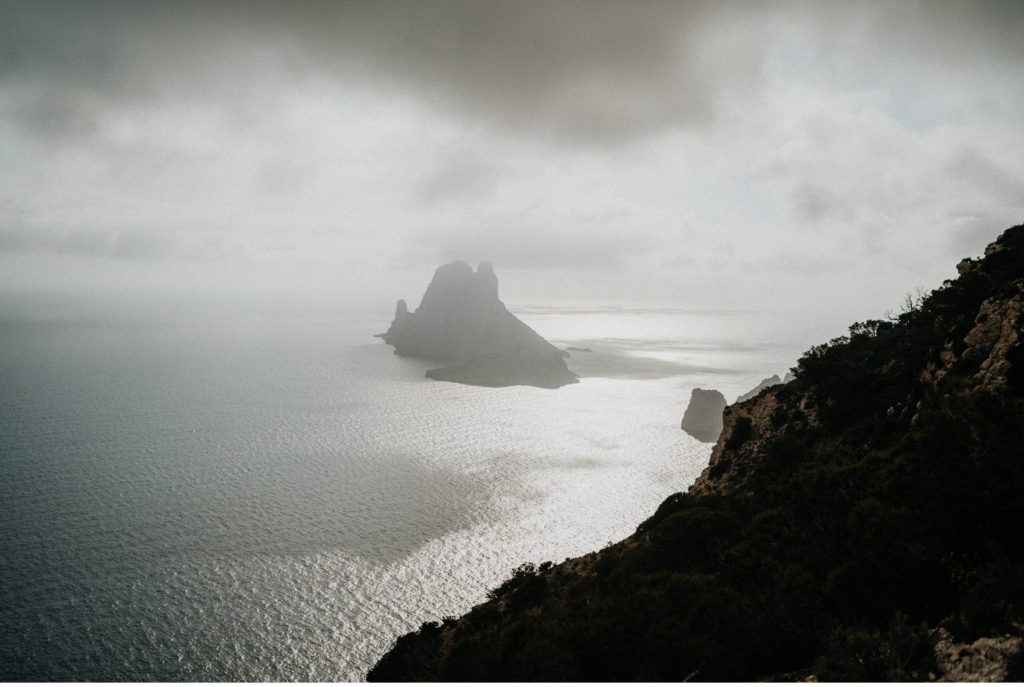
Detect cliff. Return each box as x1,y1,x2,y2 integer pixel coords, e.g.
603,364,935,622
369,224,1024,682
379,261,577,389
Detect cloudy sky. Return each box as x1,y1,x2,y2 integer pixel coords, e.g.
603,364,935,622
2,1,1023,338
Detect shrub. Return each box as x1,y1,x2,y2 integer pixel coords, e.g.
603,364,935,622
724,416,753,450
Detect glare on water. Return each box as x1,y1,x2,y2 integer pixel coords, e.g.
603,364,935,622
0,308,806,680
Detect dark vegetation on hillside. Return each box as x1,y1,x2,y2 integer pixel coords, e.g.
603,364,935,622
369,225,1024,682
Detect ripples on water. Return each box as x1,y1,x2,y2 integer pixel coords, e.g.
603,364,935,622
0,309,804,680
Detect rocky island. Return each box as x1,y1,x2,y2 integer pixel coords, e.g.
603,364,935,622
379,261,578,389
369,224,1024,681
679,388,727,443
736,374,783,403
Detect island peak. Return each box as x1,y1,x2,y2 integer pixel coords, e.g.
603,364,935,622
379,261,577,389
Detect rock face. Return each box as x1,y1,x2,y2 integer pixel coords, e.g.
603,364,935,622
379,261,578,389
369,224,1024,682
679,388,727,443
933,627,1023,682
735,374,783,403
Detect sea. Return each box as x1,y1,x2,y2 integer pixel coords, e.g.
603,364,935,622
0,306,807,680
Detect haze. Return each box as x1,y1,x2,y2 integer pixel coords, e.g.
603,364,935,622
2,0,1023,343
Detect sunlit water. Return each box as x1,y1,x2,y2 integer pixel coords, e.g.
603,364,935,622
0,308,806,680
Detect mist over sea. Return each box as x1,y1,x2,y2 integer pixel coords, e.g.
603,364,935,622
0,307,805,680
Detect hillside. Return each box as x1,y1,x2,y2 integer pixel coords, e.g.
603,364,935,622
369,224,1024,681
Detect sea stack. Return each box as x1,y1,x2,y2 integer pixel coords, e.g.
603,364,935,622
680,388,727,443
379,261,578,389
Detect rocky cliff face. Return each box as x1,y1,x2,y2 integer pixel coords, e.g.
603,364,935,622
695,224,1024,500
369,225,1024,682
379,261,577,389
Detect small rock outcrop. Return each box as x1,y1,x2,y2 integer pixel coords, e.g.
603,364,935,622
680,388,727,443
933,627,1023,682
735,374,783,403
379,261,578,389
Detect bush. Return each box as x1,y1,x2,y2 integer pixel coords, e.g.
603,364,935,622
724,416,753,450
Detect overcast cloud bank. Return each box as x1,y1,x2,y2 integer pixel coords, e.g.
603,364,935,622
2,1,1022,340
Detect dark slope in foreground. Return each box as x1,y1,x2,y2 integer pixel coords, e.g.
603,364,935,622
379,261,577,389
369,225,1024,681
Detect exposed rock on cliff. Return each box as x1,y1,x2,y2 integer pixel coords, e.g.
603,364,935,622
370,224,1024,682
379,261,577,389
679,388,727,443
933,626,1023,682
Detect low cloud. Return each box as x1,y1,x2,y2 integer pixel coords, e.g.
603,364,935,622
2,1,1024,327
413,223,652,271
0,226,228,262
414,156,504,206
738,252,851,276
